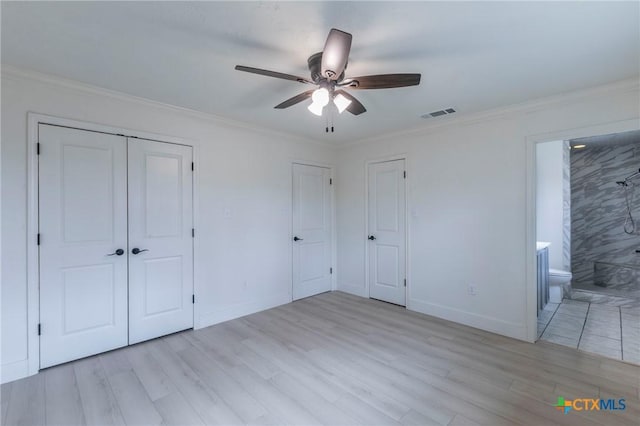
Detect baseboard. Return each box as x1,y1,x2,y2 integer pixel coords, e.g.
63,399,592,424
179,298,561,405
337,283,367,298
197,292,291,329
409,298,528,341
1,359,30,384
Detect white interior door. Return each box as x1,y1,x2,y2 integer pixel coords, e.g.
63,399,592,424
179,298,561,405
368,159,406,306
39,124,128,368
127,139,194,344
292,164,332,301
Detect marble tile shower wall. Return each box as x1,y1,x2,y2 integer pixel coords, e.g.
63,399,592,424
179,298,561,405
571,141,640,289
563,141,571,271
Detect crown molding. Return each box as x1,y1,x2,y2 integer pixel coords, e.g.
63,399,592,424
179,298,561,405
3,64,637,151
1,64,336,149
342,76,640,148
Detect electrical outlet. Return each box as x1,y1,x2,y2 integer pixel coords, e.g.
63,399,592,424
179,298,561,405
468,284,477,295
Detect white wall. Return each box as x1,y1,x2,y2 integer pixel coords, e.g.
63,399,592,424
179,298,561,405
336,80,639,341
2,67,639,384
536,140,565,270
0,69,336,383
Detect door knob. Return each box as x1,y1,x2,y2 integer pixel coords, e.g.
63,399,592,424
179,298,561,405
131,248,149,255
293,236,304,241
107,249,125,256
368,235,376,241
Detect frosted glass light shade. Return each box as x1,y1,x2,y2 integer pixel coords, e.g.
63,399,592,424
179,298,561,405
307,101,324,116
333,93,352,114
311,88,330,107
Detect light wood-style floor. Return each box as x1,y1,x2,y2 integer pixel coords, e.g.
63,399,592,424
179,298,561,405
2,291,639,426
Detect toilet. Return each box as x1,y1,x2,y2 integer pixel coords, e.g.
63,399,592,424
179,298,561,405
549,269,572,303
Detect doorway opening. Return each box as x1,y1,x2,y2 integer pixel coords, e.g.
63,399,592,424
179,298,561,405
534,129,640,363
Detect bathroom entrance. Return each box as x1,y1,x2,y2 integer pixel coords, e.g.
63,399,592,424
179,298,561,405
534,128,640,364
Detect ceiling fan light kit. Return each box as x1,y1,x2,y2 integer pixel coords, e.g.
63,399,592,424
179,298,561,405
235,28,421,130
312,87,330,106
307,98,325,116
333,93,352,114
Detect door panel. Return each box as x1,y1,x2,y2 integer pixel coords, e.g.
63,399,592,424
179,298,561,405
368,159,406,306
144,154,182,237
293,164,332,300
61,264,116,334
39,124,128,368
143,256,183,316
128,139,193,344
61,144,115,242
376,245,399,287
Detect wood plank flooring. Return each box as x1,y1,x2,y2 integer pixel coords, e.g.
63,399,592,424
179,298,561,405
2,291,639,425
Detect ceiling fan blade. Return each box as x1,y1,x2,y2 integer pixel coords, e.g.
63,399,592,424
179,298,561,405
274,90,316,109
334,90,366,115
321,29,352,81
342,73,421,89
235,65,313,84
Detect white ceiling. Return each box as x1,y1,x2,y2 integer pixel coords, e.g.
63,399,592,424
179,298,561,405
2,1,639,144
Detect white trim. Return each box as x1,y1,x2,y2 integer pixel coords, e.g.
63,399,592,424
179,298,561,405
7,66,637,152
343,77,640,148
0,360,30,384
290,161,337,297
25,112,200,381
410,298,527,341
26,114,40,377
3,65,333,149
336,283,367,298
199,292,291,328
524,118,640,343
364,154,410,307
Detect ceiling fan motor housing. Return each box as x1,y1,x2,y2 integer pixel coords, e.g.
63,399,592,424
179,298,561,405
308,52,345,83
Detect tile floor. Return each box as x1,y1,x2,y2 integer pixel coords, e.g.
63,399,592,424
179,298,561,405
538,299,640,364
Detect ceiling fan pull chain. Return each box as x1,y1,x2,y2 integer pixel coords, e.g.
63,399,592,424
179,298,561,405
332,106,335,132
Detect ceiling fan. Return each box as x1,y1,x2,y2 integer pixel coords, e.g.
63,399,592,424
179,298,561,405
235,28,421,118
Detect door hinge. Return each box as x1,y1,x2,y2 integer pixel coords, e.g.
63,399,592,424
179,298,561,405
403,171,406,179
191,162,194,171
36,143,41,155
38,323,41,335
330,178,332,185
37,233,41,245
330,267,333,274
404,279,407,287
192,294,195,304
192,228,195,238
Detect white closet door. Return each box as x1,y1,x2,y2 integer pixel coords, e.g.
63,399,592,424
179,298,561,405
368,159,406,306
292,164,332,300
128,139,194,344
39,124,128,368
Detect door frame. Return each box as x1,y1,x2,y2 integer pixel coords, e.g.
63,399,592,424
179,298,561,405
365,154,410,307
524,118,639,343
290,160,336,298
26,112,199,376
